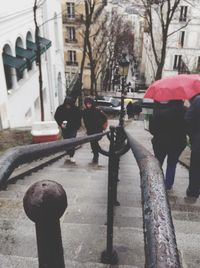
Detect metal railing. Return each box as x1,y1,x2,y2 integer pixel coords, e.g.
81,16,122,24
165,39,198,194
0,125,182,267
125,129,181,268
0,132,108,189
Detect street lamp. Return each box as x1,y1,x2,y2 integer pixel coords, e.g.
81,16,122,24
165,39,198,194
118,53,129,126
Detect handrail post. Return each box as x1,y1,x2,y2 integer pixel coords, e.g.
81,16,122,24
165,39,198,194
113,154,120,206
23,180,67,268
101,127,118,264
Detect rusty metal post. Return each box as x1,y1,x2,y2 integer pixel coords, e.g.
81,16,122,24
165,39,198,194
23,180,67,268
113,155,120,206
101,127,118,264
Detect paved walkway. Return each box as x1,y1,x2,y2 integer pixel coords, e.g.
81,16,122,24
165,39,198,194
125,119,200,268
0,119,200,267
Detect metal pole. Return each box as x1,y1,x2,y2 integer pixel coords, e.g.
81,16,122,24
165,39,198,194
119,77,125,127
23,180,67,268
101,127,118,264
113,155,120,206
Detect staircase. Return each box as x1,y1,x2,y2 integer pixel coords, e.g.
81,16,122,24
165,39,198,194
126,121,200,268
0,120,200,267
0,124,144,268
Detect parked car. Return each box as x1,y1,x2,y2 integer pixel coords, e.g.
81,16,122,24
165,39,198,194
95,97,121,115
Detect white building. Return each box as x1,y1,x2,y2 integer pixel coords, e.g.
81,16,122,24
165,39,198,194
0,0,65,130
140,0,200,85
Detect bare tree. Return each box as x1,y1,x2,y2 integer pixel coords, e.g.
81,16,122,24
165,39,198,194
103,13,135,91
140,0,191,80
81,0,108,96
86,13,109,95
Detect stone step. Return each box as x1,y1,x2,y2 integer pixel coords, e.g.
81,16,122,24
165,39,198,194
0,218,145,267
0,254,139,268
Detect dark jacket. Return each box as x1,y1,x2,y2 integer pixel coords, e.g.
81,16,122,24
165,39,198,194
127,100,142,117
149,101,187,150
185,95,200,152
82,108,107,135
54,104,82,131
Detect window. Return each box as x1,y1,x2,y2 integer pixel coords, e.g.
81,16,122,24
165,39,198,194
66,3,75,18
173,55,182,70
15,37,24,81
3,58,12,89
179,6,188,22
67,50,77,65
179,31,185,47
67,27,76,41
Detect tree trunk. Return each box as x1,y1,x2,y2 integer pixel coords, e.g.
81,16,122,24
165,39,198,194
155,36,167,81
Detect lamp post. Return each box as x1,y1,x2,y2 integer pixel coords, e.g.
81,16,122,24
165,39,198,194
118,53,129,127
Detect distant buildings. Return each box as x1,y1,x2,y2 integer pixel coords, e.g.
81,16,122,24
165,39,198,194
140,0,200,85
61,0,107,95
0,0,65,129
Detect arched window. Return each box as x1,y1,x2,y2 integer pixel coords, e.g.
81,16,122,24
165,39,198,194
26,32,35,70
15,37,24,81
2,44,12,90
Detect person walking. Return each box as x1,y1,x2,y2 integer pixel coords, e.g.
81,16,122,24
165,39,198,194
149,100,187,190
126,101,134,119
54,96,82,163
82,97,107,164
185,94,200,198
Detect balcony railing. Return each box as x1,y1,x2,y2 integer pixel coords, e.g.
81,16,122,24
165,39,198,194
62,14,84,24
65,38,78,44
66,61,78,66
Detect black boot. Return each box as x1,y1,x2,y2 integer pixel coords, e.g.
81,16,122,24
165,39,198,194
92,155,99,164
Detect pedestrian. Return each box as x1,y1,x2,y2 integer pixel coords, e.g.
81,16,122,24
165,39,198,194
54,96,82,163
185,94,200,198
126,100,142,120
82,97,108,164
149,100,187,190
132,100,142,120
126,101,134,119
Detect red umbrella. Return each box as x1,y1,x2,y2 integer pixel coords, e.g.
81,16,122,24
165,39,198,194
144,74,200,101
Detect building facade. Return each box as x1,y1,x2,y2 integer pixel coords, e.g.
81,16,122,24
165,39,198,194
62,0,107,94
140,0,200,85
0,0,65,129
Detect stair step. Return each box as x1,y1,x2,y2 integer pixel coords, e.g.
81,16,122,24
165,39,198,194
0,218,145,267
0,254,139,268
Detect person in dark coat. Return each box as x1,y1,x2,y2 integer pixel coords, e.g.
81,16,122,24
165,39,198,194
82,97,107,164
149,100,187,190
185,94,200,198
126,101,134,119
54,96,82,162
126,100,142,120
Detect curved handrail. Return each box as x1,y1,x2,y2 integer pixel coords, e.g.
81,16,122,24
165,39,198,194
0,131,109,189
125,129,181,268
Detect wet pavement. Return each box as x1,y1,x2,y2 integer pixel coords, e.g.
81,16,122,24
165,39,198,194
0,119,199,267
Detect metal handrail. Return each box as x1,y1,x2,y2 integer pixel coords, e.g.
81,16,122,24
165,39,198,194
0,131,109,189
125,129,181,268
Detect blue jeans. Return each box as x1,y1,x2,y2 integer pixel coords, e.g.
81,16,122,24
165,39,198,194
152,143,184,189
61,128,77,157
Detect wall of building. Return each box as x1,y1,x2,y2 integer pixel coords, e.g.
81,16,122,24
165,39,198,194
0,0,65,129
140,1,200,86
62,0,107,93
